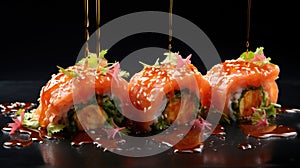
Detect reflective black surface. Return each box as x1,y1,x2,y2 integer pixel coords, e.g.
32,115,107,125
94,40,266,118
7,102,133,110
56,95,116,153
1,80,300,168
1,0,300,167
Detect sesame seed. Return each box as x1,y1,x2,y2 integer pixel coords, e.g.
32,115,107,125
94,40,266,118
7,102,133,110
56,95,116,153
146,97,152,102
254,67,260,73
140,77,149,82
139,88,143,94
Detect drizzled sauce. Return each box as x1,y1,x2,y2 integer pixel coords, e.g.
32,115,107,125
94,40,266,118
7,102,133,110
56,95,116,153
246,0,251,52
278,107,300,113
239,124,297,139
84,0,89,57
168,0,173,52
150,124,225,153
95,0,101,57
0,102,35,115
2,126,63,148
238,108,298,139
71,131,123,151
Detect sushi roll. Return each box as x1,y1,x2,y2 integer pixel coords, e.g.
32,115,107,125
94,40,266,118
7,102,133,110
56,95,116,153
22,51,129,135
126,52,211,134
205,47,280,122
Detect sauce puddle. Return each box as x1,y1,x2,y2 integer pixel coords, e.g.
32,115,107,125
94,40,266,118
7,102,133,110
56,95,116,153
2,126,63,148
239,124,297,139
0,102,36,115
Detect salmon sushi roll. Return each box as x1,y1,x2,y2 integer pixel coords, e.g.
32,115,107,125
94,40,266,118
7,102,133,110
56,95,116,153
126,52,211,134
205,47,280,122
23,51,129,135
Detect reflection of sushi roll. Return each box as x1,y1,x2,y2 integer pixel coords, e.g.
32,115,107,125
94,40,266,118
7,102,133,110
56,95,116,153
126,52,211,134
24,51,129,135
205,47,279,122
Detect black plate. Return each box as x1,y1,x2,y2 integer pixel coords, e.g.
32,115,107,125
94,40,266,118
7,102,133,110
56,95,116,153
1,80,300,168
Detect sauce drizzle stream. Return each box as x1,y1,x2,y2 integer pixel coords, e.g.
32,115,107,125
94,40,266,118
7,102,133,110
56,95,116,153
95,0,101,58
84,0,90,57
246,0,251,52
168,0,173,52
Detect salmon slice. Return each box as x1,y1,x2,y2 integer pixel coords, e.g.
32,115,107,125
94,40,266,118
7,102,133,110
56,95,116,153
34,64,128,128
127,54,211,132
205,59,279,119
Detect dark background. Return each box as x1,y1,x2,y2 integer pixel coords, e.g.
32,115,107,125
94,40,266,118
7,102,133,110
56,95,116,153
0,0,299,103
1,1,300,167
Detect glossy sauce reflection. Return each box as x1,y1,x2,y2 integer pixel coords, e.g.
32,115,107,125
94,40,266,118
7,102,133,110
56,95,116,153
239,124,297,139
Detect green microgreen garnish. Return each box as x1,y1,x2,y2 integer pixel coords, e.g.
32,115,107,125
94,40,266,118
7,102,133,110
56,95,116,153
57,66,79,77
239,47,272,65
46,123,66,136
16,109,23,115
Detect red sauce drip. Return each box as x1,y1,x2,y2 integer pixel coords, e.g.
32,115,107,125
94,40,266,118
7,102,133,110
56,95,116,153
239,124,297,138
71,130,123,151
172,127,204,153
70,132,93,146
150,124,225,153
3,139,33,147
277,107,300,113
2,126,63,148
212,125,226,140
0,102,35,114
